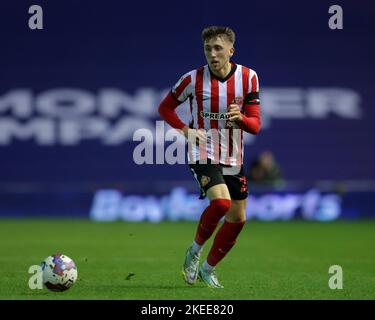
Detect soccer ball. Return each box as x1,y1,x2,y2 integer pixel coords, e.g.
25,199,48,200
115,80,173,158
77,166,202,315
41,253,78,292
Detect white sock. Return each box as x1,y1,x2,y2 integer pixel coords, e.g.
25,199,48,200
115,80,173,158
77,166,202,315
202,260,214,272
191,241,203,255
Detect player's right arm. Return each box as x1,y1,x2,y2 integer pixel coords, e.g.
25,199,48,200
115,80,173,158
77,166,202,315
158,90,187,131
158,72,206,141
158,72,191,131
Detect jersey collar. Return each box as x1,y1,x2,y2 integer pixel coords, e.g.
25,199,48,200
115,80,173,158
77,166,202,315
208,60,237,83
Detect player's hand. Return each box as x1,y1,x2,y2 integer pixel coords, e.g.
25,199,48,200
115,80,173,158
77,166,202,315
226,104,243,122
182,126,208,144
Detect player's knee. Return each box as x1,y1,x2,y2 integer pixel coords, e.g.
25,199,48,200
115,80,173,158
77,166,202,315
225,211,246,223
228,217,246,224
211,198,231,214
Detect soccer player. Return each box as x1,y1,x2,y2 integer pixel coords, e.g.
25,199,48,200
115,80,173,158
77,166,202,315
158,26,261,288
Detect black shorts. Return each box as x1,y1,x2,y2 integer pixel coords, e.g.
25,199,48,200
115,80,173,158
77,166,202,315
189,162,249,200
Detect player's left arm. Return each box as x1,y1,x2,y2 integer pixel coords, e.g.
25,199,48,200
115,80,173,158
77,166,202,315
227,70,261,134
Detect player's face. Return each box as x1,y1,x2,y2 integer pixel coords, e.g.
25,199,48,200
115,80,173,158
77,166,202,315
204,36,234,72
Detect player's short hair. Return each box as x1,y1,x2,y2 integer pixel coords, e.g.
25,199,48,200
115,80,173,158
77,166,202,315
201,26,235,45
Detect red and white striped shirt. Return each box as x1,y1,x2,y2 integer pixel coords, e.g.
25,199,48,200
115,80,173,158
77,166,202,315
160,62,260,166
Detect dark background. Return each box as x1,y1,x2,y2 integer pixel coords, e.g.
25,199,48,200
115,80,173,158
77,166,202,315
0,0,374,186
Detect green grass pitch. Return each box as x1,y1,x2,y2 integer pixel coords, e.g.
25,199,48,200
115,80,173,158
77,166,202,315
0,219,374,299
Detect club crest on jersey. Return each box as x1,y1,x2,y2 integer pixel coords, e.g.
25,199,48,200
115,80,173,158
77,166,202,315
200,175,211,187
200,111,230,120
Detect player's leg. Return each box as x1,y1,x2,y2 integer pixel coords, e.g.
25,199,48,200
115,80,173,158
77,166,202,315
198,200,246,288
183,164,231,285
194,184,231,246
198,168,248,288
205,199,246,265
186,184,231,287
